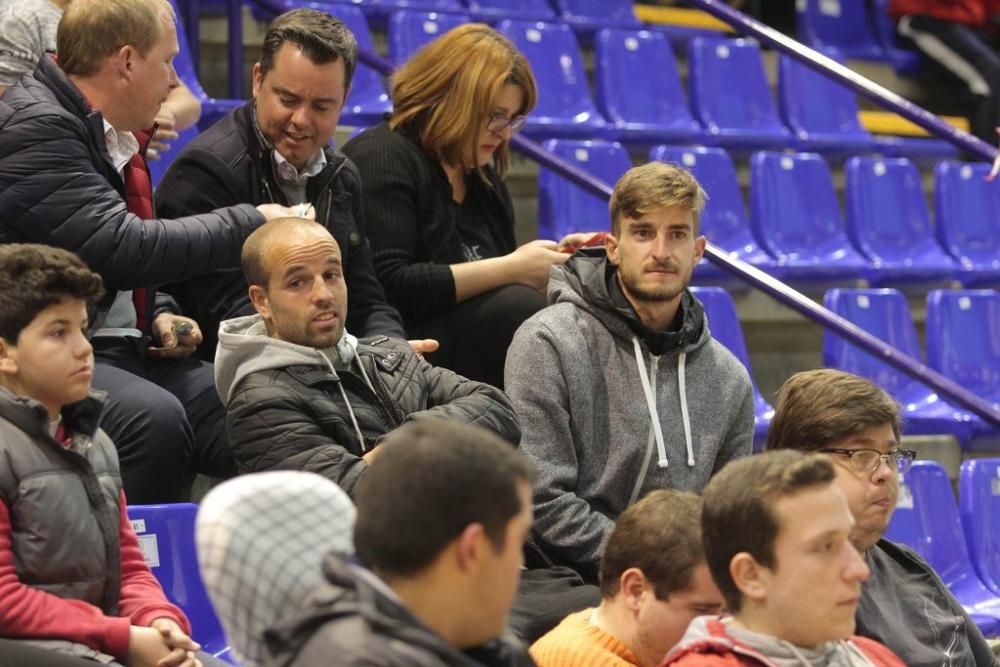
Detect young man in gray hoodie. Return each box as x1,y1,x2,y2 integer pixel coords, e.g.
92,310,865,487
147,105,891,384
505,161,754,582
215,218,520,497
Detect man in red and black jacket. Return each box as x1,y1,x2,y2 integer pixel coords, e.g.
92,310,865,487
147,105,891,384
0,0,299,503
889,0,1000,143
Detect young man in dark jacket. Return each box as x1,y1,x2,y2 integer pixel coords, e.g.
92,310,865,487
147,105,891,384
216,218,519,497
0,0,298,503
266,419,535,667
156,8,409,359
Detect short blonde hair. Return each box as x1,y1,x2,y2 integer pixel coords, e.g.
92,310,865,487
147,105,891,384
609,161,707,235
389,23,537,179
58,0,174,77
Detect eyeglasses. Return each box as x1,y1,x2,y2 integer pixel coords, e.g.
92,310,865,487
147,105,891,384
818,448,917,476
486,112,527,134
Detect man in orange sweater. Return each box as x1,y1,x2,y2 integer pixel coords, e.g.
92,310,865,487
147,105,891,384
530,490,724,667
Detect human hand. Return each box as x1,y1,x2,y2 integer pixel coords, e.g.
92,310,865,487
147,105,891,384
150,618,202,667
508,240,570,292
149,314,202,359
362,445,383,466
148,107,179,161
408,339,440,359
256,203,317,222
128,625,172,667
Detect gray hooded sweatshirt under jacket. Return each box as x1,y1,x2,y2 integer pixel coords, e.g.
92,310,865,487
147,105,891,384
505,253,754,576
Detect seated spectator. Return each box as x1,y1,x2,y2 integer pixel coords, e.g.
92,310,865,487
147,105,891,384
265,419,535,666
663,450,905,666
157,9,411,359
0,0,202,160
215,218,520,497
0,0,298,503
766,369,998,667
531,489,724,667
343,24,570,388
0,243,222,667
506,161,754,583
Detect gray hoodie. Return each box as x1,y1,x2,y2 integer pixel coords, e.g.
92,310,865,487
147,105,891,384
505,254,754,577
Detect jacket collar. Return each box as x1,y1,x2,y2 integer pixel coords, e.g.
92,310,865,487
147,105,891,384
0,386,106,443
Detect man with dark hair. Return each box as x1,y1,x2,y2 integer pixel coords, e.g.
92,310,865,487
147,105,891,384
506,161,754,582
664,451,904,666
0,0,299,503
265,419,536,666
215,218,520,497
766,369,998,667
530,490,724,667
157,8,410,359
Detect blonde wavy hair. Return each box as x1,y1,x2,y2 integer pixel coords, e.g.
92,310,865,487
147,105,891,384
389,23,537,178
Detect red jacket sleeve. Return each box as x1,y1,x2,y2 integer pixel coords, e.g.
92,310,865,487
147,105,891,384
0,500,131,659
117,491,191,634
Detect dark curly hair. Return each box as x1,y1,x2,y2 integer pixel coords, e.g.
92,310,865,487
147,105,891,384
0,244,104,343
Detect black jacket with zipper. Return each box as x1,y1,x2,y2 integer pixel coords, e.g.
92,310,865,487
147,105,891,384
155,102,405,358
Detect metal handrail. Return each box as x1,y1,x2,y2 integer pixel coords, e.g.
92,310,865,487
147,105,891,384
209,0,1000,428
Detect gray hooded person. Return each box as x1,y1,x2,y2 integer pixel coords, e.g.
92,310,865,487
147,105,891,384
505,162,754,582
215,218,520,497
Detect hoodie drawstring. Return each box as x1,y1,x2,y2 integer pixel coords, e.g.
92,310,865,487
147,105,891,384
632,337,668,470
677,351,695,467
318,351,367,453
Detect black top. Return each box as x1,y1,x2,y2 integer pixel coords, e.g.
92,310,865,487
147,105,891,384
342,121,518,324
155,102,405,356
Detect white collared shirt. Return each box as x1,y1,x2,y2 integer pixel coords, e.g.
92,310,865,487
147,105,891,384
102,119,140,177
272,148,327,205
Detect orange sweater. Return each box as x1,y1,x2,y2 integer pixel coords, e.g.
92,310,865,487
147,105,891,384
530,608,640,667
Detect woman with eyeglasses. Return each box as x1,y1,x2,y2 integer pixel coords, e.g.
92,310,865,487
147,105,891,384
343,23,568,389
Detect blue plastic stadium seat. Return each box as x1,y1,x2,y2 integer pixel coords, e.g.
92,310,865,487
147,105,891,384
823,288,976,445
461,0,556,22
960,459,1000,598
884,462,1000,628
749,151,871,282
777,49,877,155
935,161,1000,286
650,145,779,284
537,140,630,240
796,0,886,61
689,287,773,449
361,0,464,21
687,38,792,151
925,289,1000,450
593,29,705,144
550,0,641,35
387,10,469,65
871,135,959,163
844,157,958,285
497,20,613,139
128,503,234,662
871,0,925,76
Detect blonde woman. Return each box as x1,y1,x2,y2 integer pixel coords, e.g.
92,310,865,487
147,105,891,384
343,24,568,388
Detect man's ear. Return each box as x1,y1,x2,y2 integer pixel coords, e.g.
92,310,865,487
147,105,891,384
455,523,487,574
694,235,706,264
251,62,263,98
248,285,270,319
0,337,18,376
730,552,768,604
619,567,649,612
605,231,620,266
114,45,134,82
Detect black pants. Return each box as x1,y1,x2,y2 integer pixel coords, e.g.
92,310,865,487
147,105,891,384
91,336,236,504
509,566,601,644
408,284,547,389
899,14,1000,143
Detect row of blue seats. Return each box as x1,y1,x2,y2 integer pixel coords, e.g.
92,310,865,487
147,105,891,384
540,141,1000,287
887,459,1000,634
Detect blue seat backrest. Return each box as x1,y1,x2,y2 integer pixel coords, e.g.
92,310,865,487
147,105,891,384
333,5,391,121
687,38,786,136
959,459,1000,594
749,151,845,257
823,288,923,394
795,0,883,60
844,157,935,257
926,289,1000,399
388,10,470,64
497,20,601,124
127,504,226,648
594,28,697,130
884,461,970,586
934,161,1000,265
778,48,867,138
537,139,630,240
552,0,640,25
649,145,750,252
689,286,753,372
463,0,556,20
